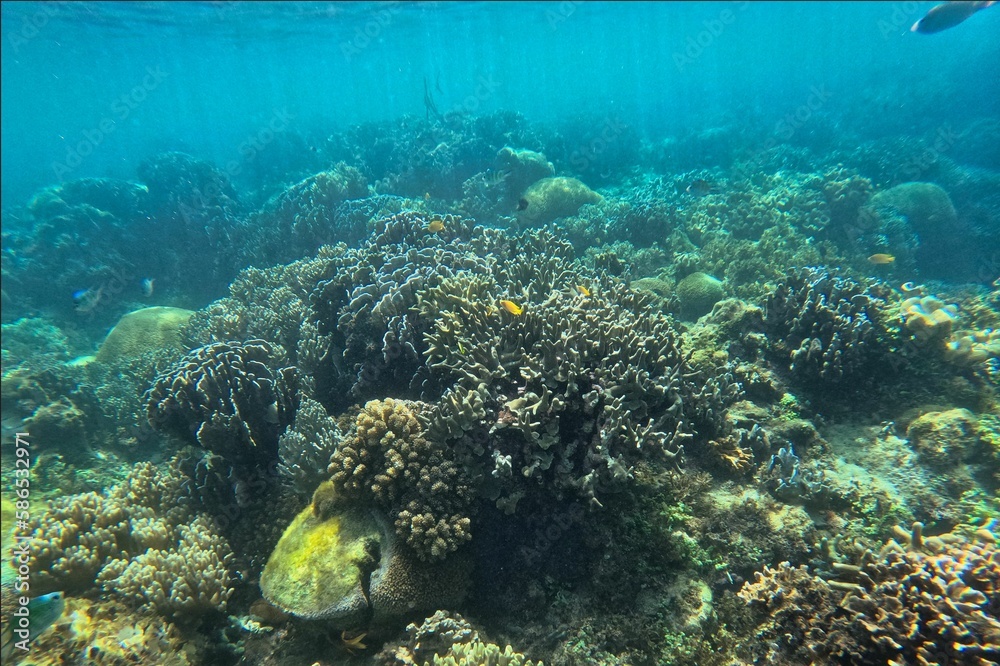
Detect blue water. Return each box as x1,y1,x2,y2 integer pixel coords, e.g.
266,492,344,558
3,1,998,204
2,3,999,665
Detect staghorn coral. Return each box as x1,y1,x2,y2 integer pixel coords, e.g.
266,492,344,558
422,270,743,511
144,340,297,466
328,399,474,561
739,527,1000,666
765,267,891,383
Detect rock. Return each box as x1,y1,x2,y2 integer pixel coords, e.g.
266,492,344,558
906,408,979,469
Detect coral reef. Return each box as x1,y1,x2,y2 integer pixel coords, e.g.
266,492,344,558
765,268,891,384
516,176,602,226
259,480,470,626
327,399,474,561
21,460,234,616
144,340,297,466
739,526,1000,665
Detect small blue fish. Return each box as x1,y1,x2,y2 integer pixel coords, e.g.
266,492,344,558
72,286,103,313
1,590,66,660
141,278,155,298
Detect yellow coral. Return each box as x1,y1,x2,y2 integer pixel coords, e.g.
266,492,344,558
901,295,958,341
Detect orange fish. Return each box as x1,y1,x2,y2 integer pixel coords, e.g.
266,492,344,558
576,285,591,297
868,253,895,264
499,299,523,315
427,217,445,233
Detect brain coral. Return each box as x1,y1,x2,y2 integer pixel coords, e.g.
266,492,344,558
517,176,602,226
95,306,193,364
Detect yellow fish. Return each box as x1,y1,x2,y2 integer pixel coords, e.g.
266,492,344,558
427,217,445,233
576,285,591,297
500,299,523,315
868,253,895,264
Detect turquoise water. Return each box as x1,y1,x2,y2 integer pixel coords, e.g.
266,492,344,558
1,2,999,665
3,2,997,202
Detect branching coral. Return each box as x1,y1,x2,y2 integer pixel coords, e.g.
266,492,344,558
22,460,234,616
327,399,474,561
144,340,297,466
765,267,891,383
739,527,1000,665
277,396,345,496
